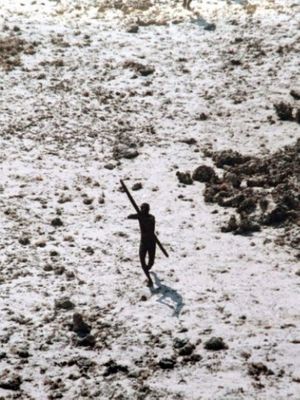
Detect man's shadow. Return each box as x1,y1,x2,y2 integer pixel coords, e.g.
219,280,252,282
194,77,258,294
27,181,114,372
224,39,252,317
149,272,184,317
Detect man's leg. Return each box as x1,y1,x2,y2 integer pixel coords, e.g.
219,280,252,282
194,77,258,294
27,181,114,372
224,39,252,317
140,243,153,285
147,241,156,271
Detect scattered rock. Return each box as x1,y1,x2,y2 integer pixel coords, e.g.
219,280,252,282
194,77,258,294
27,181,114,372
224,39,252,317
127,25,139,33
178,342,195,356
173,338,189,349
103,360,128,376
180,138,197,145
212,150,250,168
51,217,63,227
0,371,22,391
192,165,217,183
290,88,300,100
274,102,294,121
158,358,176,369
19,236,30,246
123,60,155,76
248,362,274,377
55,297,75,310
204,337,228,351
132,182,143,191
104,163,115,170
83,197,93,205
221,215,238,232
176,171,193,185
204,23,216,31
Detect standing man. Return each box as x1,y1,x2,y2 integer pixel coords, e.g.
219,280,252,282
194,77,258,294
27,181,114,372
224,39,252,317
128,203,156,287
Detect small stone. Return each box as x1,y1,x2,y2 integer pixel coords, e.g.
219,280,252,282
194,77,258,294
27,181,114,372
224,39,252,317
204,23,216,31
192,165,217,183
180,138,197,145
158,358,176,370
178,343,195,356
248,362,274,377
176,171,193,185
55,297,75,310
204,337,228,351
0,372,22,391
290,88,300,100
132,182,142,191
51,217,63,227
104,163,115,170
83,198,93,205
19,236,30,246
103,360,128,376
127,25,139,33
173,338,189,349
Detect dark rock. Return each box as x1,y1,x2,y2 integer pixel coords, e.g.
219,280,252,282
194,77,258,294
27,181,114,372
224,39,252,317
173,338,189,349
192,165,217,183
132,182,142,191
19,236,30,246
222,193,245,208
264,205,289,225
248,362,274,377
158,358,176,369
103,360,128,376
121,149,139,160
237,197,257,214
55,297,75,310
274,102,294,121
182,354,202,363
221,215,238,232
295,109,300,124
204,23,216,31
212,150,250,168
178,343,195,356
176,171,193,185
290,88,300,100
104,163,115,170
127,25,139,33
235,214,261,234
0,373,22,391
180,137,197,145
123,60,155,76
72,313,91,337
224,172,241,188
204,337,228,351
51,217,63,227
199,112,208,120
83,198,93,205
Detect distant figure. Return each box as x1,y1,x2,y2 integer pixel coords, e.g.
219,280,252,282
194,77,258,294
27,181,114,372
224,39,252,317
183,0,192,10
72,313,91,337
128,203,156,286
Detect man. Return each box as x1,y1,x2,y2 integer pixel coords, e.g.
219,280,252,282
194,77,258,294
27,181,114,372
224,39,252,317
128,203,156,286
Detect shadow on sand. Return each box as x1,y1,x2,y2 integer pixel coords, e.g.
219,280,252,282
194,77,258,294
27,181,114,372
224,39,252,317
149,272,184,317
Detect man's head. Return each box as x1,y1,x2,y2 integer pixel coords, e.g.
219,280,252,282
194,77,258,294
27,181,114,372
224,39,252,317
140,203,150,215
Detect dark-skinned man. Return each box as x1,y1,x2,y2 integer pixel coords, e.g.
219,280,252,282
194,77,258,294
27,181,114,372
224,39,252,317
128,203,156,287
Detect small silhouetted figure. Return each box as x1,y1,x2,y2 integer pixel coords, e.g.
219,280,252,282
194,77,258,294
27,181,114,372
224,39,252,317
183,0,192,10
72,313,91,338
128,203,156,286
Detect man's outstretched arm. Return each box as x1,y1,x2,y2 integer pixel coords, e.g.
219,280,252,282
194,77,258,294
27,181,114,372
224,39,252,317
127,214,139,219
